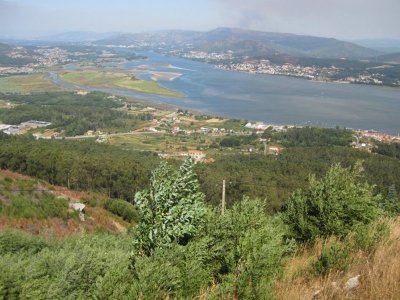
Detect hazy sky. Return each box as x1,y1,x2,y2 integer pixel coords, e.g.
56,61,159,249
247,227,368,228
1,0,399,39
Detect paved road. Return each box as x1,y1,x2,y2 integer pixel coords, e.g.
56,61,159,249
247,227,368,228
64,131,163,140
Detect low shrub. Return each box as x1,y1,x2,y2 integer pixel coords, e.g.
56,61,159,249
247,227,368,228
311,220,390,277
312,240,350,276
349,219,390,254
1,194,69,220
104,199,139,223
284,162,381,242
0,230,47,255
84,197,99,208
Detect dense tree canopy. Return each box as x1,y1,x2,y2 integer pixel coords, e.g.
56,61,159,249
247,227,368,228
374,142,400,160
265,126,353,147
0,92,152,136
1,133,400,210
0,135,159,200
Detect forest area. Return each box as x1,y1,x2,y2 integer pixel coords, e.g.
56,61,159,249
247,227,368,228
1,132,399,210
0,92,154,136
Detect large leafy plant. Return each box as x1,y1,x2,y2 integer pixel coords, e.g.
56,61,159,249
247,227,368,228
134,159,207,255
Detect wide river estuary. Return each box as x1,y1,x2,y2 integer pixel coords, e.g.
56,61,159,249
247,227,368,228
58,51,400,134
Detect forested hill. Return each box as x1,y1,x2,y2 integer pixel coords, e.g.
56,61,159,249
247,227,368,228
0,43,35,67
97,27,380,59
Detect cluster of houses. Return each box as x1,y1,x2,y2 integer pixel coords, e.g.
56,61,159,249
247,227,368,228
32,130,63,140
159,150,215,164
345,75,384,86
0,120,52,136
181,51,234,62
146,111,236,136
147,125,234,136
245,122,294,134
351,130,400,153
217,61,320,80
0,47,72,76
169,126,233,135
352,140,374,152
358,130,400,143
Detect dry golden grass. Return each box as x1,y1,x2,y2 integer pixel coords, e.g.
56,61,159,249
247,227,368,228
275,218,400,300
0,211,128,239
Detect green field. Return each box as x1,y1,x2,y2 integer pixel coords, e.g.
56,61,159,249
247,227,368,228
108,134,163,151
0,73,66,93
108,132,222,154
59,71,184,98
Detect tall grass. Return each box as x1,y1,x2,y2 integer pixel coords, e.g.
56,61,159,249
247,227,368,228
275,218,400,299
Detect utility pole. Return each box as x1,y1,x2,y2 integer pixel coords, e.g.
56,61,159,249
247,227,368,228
221,179,226,215
355,134,360,146
264,141,267,156
67,172,70,189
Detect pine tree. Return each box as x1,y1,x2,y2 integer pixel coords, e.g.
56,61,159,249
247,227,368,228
283,161,381,242
381,184,400,216
387,184,398,203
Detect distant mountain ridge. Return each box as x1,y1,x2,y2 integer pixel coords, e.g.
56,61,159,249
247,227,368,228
97,30,203,45
96,27,381,60
37,31,122,42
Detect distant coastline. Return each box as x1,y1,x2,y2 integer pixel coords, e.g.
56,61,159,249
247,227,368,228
162,50,400,88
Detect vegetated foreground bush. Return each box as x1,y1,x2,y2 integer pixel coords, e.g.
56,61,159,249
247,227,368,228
0,160,397,299
311,219,390,276
0,231,136,299
0,199,292,299
1,194,70,220
274,162,397,299
133,159,207,255
283,161,381,242
103,199,139,223
0,176,70,220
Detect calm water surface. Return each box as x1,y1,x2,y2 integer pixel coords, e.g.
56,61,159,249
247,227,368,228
60,51,400,134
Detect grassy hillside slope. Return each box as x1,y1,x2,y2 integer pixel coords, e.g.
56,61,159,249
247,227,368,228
0,170,131,238
275,218,400,299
